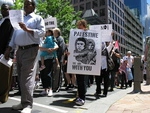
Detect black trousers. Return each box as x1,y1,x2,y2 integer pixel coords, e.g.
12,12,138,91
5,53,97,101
95,69,109,95
40,59,53,88
120,72,127,88
76,74,87,100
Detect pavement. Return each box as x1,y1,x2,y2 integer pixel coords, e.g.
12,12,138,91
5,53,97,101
106,82,150,113
0,82,150,113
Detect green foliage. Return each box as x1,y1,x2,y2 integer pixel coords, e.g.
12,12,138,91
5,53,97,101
12,0,82,42
36,0,82,43
11,0,23,10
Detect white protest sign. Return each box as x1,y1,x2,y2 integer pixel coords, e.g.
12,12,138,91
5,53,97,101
67,29,102,75
44,17,57,29
9,10,24,30
89,24,113,42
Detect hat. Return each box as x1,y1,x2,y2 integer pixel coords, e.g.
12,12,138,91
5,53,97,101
127,51,131,54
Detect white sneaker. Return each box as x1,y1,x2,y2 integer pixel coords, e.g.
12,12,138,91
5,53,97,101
21,107,32,113
40,90,48,96
48,90,53,97
12,103,23,110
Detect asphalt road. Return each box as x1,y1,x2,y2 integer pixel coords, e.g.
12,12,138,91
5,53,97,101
0,82,127,113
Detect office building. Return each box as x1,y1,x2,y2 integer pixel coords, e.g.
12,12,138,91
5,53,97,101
71,0,143,55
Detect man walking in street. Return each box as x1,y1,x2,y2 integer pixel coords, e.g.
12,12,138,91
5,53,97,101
4,0,45,113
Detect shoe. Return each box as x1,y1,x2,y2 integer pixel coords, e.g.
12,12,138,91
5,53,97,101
40,90,48,96
12,103,23,110
21,107,32,113
100,94,107,97
75,98,85,106
94,92,101,96
65,84,71,90
48,90,53,97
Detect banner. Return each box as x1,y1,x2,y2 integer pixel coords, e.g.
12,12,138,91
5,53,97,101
67,29,101,75
44,17,57,29
89,24,113,42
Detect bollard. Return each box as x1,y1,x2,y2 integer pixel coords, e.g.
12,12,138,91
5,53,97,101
146,63,150,85
133,57,142,93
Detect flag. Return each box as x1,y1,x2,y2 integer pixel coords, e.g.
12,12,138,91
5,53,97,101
114,41,119,50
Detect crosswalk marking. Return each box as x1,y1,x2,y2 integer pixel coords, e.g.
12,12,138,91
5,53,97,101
9,97,68,113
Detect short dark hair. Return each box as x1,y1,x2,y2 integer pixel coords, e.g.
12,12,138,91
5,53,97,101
75,37,87,50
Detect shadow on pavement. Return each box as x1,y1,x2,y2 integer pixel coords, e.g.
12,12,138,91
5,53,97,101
0,107,20,113
50,99,75,108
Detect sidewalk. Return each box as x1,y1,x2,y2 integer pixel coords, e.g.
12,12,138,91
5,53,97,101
106,83,150,113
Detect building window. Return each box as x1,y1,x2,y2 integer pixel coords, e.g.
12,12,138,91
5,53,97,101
86,2,91,9
74,0,78,4
80,4,84,11
80,0,84,2
74,6,78,11
108,9,111,18
108,0,111,7
100,8,105,16
93,1,98,8
100,0,105,6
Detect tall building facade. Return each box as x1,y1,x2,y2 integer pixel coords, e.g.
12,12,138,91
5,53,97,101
71,0,143,55
124,6,143,55
124,0,147,28
145,4,150,36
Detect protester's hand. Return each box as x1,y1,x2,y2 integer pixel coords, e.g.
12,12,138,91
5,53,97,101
47,48,53,53
19,22,28,31
66,52,70,56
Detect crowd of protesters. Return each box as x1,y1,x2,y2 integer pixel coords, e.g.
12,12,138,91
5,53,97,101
9,19,141,106
0,1,147,112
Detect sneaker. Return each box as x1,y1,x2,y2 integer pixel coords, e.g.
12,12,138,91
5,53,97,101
40,90,48,96
12,103,23,110
75,98,85,106
21,107,32,113
48,90,53,97
39,65,45,71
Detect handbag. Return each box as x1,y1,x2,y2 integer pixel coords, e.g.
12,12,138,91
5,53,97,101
102,47,115,71
107,53,115,71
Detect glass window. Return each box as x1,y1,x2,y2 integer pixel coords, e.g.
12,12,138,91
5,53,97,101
74,0,78,4
86,2,91,9
100,0,105,6
74,6,78,11
108,0,111,7
93,1,98,8
80,4,84,11
108,9,111,18
100,8,105,16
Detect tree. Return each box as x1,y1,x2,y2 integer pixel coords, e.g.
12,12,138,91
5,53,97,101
12,0,82,43
36,0,81,42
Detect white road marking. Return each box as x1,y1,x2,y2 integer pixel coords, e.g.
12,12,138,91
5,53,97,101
9,97,68,113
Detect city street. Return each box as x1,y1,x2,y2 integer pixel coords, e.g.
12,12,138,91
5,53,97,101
0,82,132,113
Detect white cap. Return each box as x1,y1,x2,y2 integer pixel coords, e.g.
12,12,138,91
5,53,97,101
127,51,131,54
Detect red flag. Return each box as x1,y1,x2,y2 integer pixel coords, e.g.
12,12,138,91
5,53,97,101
114,41,119,50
